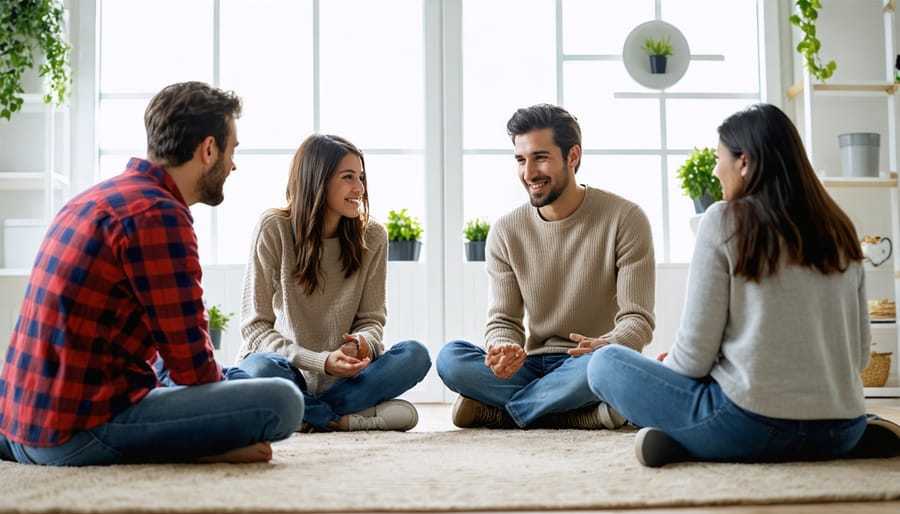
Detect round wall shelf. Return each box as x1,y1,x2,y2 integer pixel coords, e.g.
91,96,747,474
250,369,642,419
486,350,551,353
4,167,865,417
622,20,690,90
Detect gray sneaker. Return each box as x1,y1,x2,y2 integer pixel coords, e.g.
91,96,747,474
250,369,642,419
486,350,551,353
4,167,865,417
345,399,419,431
634,427,691,467
565,402,627,429
451,395,516,428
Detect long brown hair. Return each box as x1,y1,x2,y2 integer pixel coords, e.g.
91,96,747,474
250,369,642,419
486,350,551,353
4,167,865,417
278,134,369,295
718,103,862,281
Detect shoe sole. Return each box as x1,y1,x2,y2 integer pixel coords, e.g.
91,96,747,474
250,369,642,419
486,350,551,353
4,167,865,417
635,427,690,467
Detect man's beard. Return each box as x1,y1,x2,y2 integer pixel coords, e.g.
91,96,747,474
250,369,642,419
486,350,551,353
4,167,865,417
196,152,228,206
527,167,569,208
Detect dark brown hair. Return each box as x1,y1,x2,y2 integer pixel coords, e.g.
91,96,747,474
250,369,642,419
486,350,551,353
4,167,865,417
507,103,582,173
718,103,862,281
144,81,243,166
278,134,369,295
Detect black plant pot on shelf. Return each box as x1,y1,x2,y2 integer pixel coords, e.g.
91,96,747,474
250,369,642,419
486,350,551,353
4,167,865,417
465,241,486,262
692,193,716,214
649,54,668,74
210,329,222,350
388,240,422,261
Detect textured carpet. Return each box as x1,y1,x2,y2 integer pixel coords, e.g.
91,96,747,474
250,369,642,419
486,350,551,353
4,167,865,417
1,428,899,513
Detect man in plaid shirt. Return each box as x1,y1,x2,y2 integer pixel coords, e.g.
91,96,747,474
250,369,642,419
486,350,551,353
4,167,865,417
0,82,303,466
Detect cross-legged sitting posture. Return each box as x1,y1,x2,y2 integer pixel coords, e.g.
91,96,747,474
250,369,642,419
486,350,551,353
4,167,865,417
436,104,655,429
0,82,303,466
588,103,900,467
236,133,431,432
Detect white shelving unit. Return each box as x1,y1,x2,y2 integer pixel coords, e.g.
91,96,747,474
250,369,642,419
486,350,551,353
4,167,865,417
0,93,71,272
790,0,899,397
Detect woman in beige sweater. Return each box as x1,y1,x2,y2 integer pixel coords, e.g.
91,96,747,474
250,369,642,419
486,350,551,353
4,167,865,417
236,134,431,432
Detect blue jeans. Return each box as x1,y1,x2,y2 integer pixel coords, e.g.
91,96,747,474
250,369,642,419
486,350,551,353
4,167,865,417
0,377,303,466
436,340,598,427
239,340,432,430
587,344,867,462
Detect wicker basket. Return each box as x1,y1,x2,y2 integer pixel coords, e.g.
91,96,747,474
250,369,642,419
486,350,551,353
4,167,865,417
861,351,892,387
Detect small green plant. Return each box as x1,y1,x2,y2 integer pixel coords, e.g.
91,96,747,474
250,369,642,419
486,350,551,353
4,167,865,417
385,208,423,242
0,0,73,120
676,146,722,202
789,0,836,82
640,35,673,57
462,217,490,242
208,305,234,332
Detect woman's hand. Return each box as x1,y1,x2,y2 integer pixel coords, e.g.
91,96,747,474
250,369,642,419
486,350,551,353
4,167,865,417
339,333,369,360
325,348,370,377
484,342,525,379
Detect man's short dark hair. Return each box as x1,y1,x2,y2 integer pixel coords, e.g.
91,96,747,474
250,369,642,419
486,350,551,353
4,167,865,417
144,81,243,167
506,103,582,172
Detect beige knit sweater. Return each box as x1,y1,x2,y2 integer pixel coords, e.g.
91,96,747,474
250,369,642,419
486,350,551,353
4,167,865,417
485,186,656,353
236,209,388,394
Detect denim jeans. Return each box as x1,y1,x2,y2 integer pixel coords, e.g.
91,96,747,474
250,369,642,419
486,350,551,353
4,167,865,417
239,340,432,430
0,377,303,466
587,344,867,462
436,340,598,427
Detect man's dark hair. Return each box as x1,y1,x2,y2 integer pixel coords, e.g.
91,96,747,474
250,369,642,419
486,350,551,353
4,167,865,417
506,103,582,172
144,81,243,167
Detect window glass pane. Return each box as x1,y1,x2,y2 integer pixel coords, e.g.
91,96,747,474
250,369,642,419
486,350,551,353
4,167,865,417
667,154,701,263
666,99,756,151
563,62,662,149
217,154,293,263
220,0,315,149
99,0,213,93
462,154,525,226
562,0,654,55
462,0,556,149
319,0,424,150
663,1,760,93
579,155,664,260
98,99,148,152
364,153,427,248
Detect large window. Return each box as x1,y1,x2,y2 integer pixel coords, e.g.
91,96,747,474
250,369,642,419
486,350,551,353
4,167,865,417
97,0,766,265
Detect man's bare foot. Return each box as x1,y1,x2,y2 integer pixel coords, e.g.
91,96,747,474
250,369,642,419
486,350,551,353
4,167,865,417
197,442,273,463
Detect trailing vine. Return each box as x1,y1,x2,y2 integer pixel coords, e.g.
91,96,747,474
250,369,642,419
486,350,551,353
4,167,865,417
789,0,836,82
0,0,72,120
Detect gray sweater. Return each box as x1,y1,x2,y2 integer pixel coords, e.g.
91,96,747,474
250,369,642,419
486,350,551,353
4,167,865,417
485,186,656,353
236,209,388,394
664,201,870,420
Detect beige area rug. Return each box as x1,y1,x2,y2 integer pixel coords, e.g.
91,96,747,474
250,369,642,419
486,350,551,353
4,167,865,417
1,428,899,513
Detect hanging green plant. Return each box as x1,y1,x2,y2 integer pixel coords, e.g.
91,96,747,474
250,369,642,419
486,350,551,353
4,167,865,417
0,0,72,120
789,0,836,82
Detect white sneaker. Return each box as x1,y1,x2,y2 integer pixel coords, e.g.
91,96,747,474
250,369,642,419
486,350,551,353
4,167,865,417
346,399,418,431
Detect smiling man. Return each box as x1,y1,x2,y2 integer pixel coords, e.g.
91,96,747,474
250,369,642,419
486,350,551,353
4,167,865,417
0,82,303,466
436,103,656,430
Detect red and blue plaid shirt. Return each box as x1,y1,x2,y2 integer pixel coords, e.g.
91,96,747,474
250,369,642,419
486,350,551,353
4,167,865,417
0,158,223,446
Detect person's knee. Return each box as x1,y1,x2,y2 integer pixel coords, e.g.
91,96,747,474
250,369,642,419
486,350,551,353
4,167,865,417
398,340,432,377
435,340,473,385
262,377,304,438
586,344,630,394
240,352,292,378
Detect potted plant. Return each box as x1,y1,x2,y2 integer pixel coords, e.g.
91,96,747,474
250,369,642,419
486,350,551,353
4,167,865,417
640,35,673,74
789,0,836,82
385,208,423,261
0,0,72,120
462,217,490,262
207,304,234,350
676,146,722,214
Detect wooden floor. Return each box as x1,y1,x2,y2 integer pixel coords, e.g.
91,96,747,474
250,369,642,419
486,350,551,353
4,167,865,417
405,398,900,514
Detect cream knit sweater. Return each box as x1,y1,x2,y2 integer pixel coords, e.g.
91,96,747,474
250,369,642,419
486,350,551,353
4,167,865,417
485,186,656,353
237,209,387,394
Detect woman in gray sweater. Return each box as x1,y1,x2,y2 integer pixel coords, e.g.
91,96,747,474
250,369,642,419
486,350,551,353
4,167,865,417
236,134,431,432
587,103,886,466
